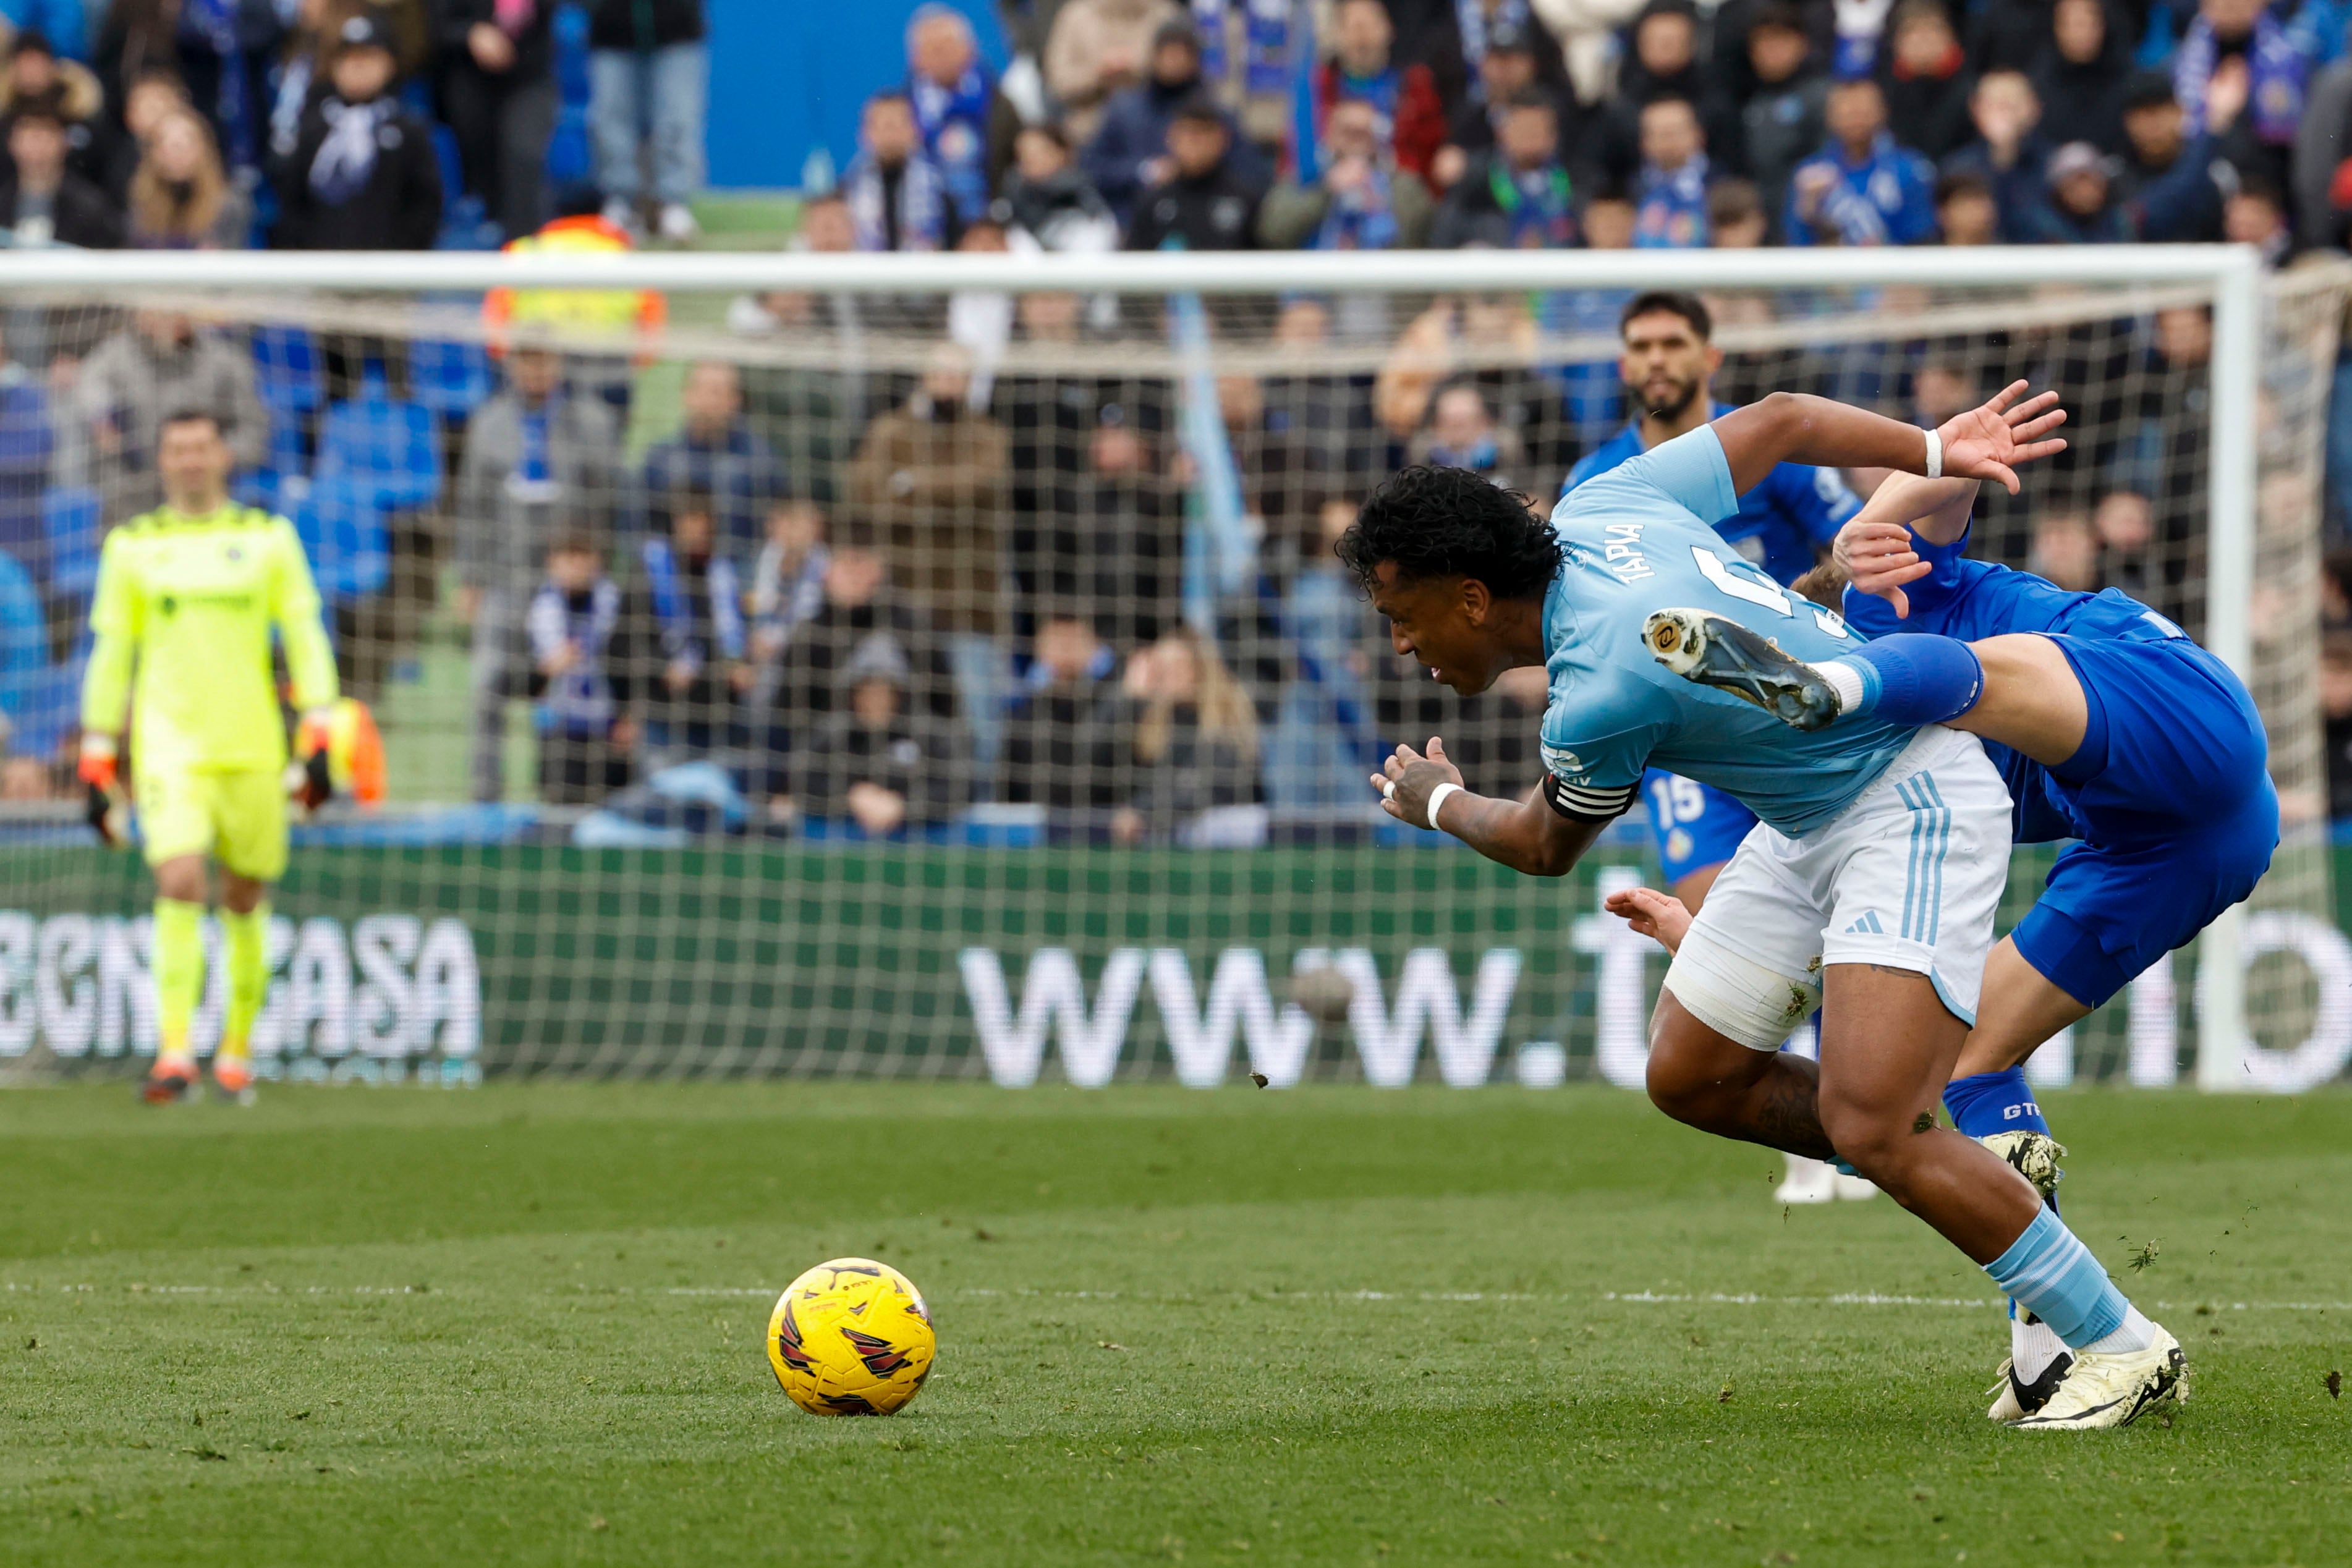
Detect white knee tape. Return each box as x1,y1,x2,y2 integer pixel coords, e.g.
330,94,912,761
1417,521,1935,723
1664,937,1822,1052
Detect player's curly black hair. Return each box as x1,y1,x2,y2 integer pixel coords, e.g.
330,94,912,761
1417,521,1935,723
1335,465,1564,601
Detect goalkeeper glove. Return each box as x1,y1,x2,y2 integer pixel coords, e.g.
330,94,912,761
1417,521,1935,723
77,734,124,846
287,708,336,812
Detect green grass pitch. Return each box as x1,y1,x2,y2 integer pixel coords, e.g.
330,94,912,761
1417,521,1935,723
3,1083,2348,1566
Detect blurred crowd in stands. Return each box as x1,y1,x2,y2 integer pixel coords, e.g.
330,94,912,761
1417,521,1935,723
1,0,2351,837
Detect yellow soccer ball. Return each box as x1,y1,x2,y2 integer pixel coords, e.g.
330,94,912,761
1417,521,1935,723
766,1258,936,1416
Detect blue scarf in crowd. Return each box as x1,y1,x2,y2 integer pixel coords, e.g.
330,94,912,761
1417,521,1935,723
1312,160,1399,250
1493,159,1574,246
1635,153,1709,248
1194,0,1294,93
642,536,745,672
527,577,622,736
845,149,950,252
908,62,993,222
2174,9,2307,144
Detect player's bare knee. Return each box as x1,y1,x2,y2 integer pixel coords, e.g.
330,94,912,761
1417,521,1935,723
153,857,206,904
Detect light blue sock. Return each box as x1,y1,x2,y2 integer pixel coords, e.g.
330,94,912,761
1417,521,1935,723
1982,1206,2128,1350
1828,635,1984,724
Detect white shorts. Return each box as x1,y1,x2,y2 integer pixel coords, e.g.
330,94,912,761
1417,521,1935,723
1665,727,2012,1049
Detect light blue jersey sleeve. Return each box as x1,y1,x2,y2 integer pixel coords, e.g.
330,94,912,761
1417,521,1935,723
1607,425,1741,524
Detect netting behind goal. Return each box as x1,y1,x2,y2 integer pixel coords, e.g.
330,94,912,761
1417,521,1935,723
0,254,2344,1090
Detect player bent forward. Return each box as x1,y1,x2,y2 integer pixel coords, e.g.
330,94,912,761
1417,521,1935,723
79,409,340,1103
1343,385,2183,1428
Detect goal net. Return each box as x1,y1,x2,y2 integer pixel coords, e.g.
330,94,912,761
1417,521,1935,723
0,248,2342,1092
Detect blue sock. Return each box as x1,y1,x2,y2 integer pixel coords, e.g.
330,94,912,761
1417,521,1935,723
1829,635,1984,724
1982,1206,2128,1350
1944,1067,2050,1139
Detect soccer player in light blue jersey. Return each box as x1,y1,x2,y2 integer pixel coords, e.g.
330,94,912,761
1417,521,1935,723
1632,468,2274,1422
1561,289,1867,1205
1340,383,2188,1430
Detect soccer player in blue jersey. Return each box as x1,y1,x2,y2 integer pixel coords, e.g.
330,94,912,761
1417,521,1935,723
1562,289,1867,1205
1637,469,2275,1422
1342,383,2188,1430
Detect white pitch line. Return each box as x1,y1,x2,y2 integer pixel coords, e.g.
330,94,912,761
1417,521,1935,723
5,1280,2345,1313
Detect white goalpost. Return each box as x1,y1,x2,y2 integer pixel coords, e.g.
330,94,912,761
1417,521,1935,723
0,243,2337,1091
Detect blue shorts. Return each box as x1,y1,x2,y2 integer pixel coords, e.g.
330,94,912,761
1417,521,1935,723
1641,769,1757,888
2010,635,2278,1008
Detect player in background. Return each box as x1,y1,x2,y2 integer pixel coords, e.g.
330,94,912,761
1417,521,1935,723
79,409,340,1104
1349,385,2191,1430
1632,469,2274,1419
1562,289,1866,1204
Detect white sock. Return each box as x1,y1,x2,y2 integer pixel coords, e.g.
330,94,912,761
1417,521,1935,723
2084,1304,2157,1355
2011,1308,2070,1384
1819,659,1867,714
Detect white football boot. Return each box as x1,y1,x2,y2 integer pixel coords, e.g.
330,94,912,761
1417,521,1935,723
2013,1326,2187,1430
1979,1129,2067,1201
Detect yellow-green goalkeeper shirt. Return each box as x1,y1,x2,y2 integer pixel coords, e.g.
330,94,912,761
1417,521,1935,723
80,503,339,773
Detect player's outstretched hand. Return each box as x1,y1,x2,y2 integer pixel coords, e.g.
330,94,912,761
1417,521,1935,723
1605,886,1692,954
1370,737,1463,830
1832,518,1932,619
1936,379,2066,495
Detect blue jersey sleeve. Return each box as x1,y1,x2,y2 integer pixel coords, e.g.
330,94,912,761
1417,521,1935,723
1771,462,1862,546
1606,425,1739,524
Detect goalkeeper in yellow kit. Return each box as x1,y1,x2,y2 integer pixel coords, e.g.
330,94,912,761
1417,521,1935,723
77,409,339,1103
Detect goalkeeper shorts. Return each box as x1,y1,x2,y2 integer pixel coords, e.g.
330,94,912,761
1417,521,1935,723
135,766,287,881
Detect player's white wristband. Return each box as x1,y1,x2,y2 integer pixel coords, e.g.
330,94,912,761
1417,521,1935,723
1922,427,1943,480
1424,781,1464,834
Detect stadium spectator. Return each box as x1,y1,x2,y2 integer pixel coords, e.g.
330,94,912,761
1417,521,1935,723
271,17,440,253
0,102,121,247
847,344,1010,760
2021,140,2132,240
1784,77,1937,244
1632,96,1711,246
0,30,109,185
76,312,264,522
1044,0,1182,147
635,489,747,761
748,496,830,669
1940,69,2053,241
455,347,621,803
1259,96,1435,250
998,611,1121,812
1084,17,1251,224
1107,625,1263,845
1934,168,2000,242
127,106,247,247
527,531,634,804
639,360,786,553
265,4,431,206
904,3,1008,234
1122,93,1261,251
95,0,285,176
2116,70,2226,243
2325,632,2352,821
1705,176,1769,248
98,67,187,200
730,193,868,506
1879,0,1974,164
2224,170,2295,263
2032,0,2132,155
1313,0,1447,182
784,633,972,836
1430,90,1576,247
1432,18,1547,187
587,0,708,243
1407,382,1532,492
2296,45,2352,247
2027,507,2102,591
846,89,957,252
432,0,557,242
1733,3,1825,234
996,122,1118,252
2173,0,2308,185
1600,0,1720,184
763,524,960,816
